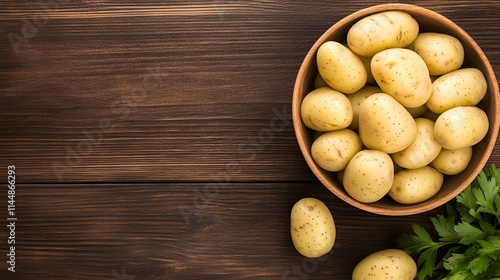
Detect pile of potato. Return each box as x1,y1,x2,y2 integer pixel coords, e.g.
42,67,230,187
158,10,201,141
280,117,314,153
301,10,489,205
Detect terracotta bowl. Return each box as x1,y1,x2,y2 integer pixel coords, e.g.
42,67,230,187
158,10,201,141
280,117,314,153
292,4,499,215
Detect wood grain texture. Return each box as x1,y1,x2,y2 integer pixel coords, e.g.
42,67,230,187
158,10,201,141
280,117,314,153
1,0,499,183
0,182,444,279
0,1,499,279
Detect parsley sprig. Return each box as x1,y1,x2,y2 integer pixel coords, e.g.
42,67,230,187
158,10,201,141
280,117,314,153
395,164,500,280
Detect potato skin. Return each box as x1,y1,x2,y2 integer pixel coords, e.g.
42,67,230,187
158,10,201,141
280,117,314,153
427,68,488,114
389,166,444,204
300,87,353,132
352,249,417,280
413,32,464,75
371,48,432,108
311,129,362,172
359,93,417,154
391,118,442,169
431,147,473,175
347,11,419,57
317,41,367,94
434,106,489,150
290,198,336,258
346,85,381,130
343,150,394,203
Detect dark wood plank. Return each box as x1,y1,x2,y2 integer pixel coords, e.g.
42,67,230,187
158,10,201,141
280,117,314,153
1,0,499,183
0,182,444,279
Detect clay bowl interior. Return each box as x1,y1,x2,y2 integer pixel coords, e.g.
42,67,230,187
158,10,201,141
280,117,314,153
292,4,500,215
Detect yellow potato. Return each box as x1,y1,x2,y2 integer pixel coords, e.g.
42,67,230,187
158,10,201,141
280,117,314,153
431,147,473,175
427,68,488,114
352,249,417,280
359,93,417,154
434,106,489,150
314,72,330,89
347,11,419,57
343,150,394,203
389,166,443,204
371,48,432,108
346,85,381,130
391,118,442,169
300,87,353,132
344,43,375,85
311,129,362,172
317,41,367,94
413,32,464,75
290,198,336,258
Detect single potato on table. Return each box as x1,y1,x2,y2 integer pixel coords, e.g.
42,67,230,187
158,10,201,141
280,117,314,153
343,150,394,203
359,93,417,154
290,198,336,258
300,87,353,132
434,106,489,150
352,249,417,280
317,41,367,94
389,166,444,204
431,147,473,175
371,48,432,108
427,68,488,114
347,11,419,57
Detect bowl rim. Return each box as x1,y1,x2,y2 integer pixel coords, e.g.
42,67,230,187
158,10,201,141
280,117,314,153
292,3,500,215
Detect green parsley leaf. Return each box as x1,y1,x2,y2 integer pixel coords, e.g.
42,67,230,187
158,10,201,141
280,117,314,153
443,253,467,274
396,164,500,279
485,258,500,277
418,247,439,279
495,195,500,216
456,185,477,210
491,164,500,184
479,219,496,235
477,239,500,260
467,254,490,275
454,222,487,245
477,170,499,204
413,224,435,245
431,215,461,242
395,233,428,256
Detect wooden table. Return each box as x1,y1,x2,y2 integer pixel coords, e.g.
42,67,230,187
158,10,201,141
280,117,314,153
1,1,499,279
